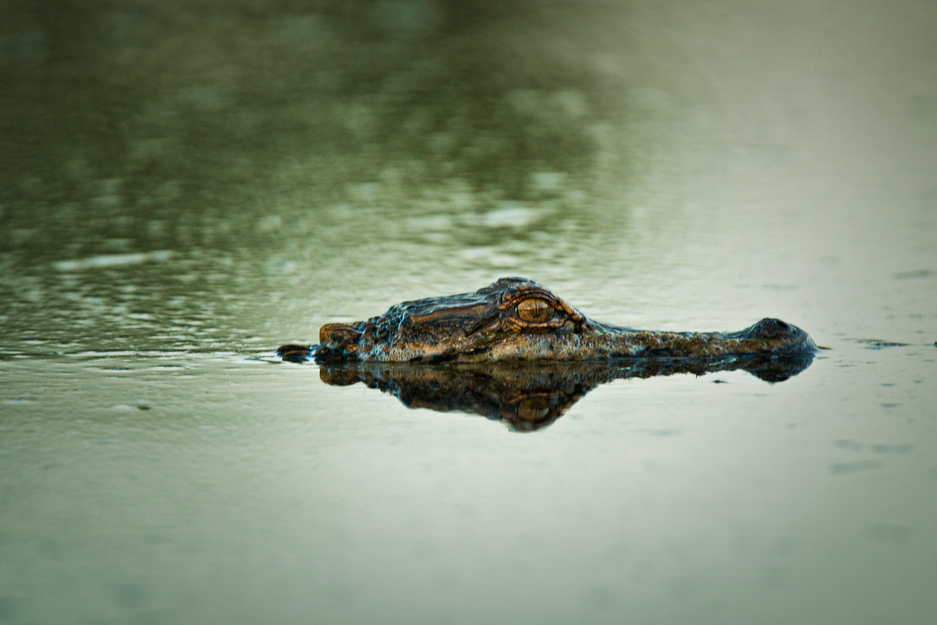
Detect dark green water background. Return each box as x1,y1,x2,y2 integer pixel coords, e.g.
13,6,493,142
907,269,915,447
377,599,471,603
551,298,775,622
2,1,936,624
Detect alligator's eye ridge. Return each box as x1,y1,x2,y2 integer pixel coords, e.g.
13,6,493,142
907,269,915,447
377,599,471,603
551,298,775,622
517,298,555,323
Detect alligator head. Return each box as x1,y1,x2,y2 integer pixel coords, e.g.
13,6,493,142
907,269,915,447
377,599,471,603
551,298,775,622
277,277,818,363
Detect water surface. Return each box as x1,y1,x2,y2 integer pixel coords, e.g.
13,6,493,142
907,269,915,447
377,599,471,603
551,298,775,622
2,1,936,624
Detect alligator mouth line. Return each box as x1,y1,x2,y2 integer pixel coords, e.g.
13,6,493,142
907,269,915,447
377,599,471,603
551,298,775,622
277,277,819,364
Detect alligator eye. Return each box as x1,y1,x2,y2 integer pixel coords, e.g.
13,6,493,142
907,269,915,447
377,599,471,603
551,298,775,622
517,298,555,323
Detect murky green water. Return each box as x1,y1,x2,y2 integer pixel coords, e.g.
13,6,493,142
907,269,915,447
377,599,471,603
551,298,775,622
2,1,936,624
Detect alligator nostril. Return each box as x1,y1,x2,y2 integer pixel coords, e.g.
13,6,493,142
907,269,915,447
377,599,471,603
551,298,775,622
319,323,361,346
754,318,779,338
756,318,794,338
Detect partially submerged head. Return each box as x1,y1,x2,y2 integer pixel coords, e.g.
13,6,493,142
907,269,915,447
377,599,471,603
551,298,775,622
286,276,818,363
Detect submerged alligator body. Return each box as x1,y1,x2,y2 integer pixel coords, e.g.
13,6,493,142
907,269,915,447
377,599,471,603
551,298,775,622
277,277,818,364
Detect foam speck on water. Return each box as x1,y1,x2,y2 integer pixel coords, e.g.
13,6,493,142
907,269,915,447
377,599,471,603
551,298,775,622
53,251,173,271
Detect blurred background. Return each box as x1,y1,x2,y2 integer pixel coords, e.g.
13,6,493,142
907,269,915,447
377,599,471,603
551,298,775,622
2,0,935,348
1,0,636,262
1,1,936,624
2,0,935,350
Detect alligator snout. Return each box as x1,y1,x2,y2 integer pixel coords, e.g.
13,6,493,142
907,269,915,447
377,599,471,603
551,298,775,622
727,317,816,353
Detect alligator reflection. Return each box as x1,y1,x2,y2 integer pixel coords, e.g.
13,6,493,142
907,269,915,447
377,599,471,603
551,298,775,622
316,355,815,432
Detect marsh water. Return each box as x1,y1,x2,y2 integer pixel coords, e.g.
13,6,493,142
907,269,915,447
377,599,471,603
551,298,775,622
2,2,937,624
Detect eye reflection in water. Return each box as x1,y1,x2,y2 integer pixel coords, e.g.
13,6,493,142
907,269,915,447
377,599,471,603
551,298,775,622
314,355,815,432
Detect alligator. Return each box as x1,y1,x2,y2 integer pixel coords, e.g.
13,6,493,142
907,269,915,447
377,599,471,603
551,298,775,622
277,277,818,364
317,355,816,432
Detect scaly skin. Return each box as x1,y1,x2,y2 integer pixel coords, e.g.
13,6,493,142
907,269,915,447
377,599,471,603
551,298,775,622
277,277,818,364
